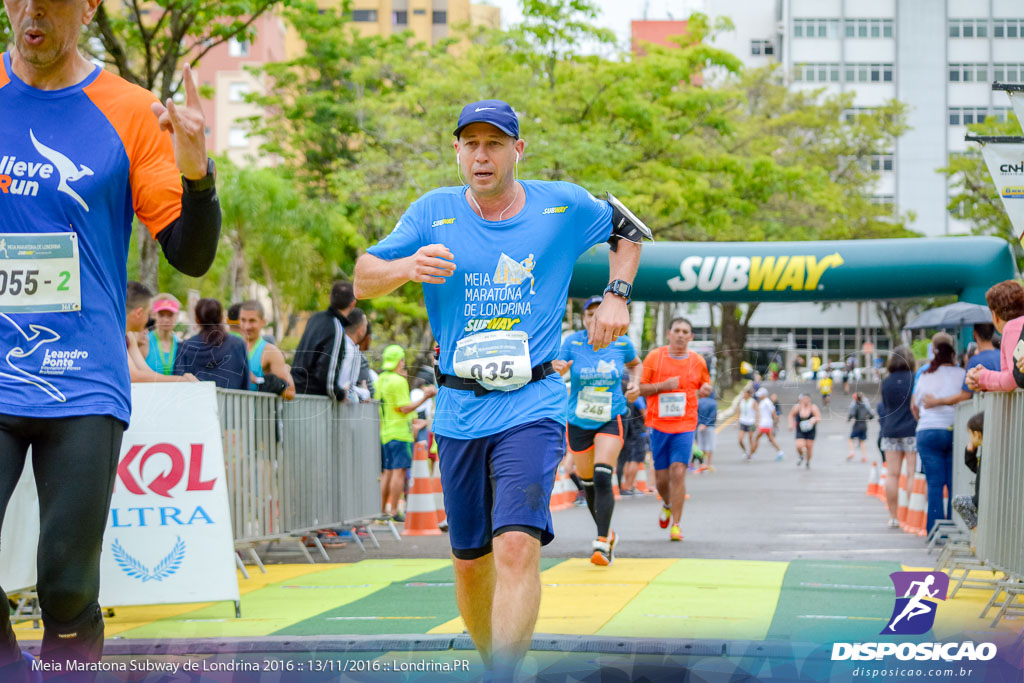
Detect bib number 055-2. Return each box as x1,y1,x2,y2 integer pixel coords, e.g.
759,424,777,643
0,232,81,313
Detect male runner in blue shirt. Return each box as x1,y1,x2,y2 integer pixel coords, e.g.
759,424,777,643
354,100,646,677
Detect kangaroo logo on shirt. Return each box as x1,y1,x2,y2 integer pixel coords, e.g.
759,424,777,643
0,313,66,402
29,130,93,212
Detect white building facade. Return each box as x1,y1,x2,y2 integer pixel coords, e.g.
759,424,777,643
706,0,1022,237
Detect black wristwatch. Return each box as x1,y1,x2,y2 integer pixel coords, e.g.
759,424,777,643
604,279,632,302
182,158,216,193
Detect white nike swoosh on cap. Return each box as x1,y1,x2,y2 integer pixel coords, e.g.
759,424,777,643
475,107,496,112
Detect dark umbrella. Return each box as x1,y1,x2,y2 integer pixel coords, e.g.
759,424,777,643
903,302,992,330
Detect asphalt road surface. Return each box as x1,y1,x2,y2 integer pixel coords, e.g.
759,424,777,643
271,380,932,569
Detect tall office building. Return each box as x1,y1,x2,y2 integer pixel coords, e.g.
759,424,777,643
705,0,1023,237
195,1,500,166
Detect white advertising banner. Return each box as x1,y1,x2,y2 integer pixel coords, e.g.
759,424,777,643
0,383,238,607
0,463,38,593
99,382,238,606
980,142,1024,246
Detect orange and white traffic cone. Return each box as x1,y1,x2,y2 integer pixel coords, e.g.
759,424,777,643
903,473,927,536
430,457,447,532
635,464,650,494
877,468,888,502
896,461,909,525
612,473,622,500
550,468,571,511
866,462,880,497
403,442,441,536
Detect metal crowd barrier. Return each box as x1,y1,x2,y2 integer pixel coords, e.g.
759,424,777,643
950,395,983,511
946,392,1024,625
975,392,1024,578
216,390,383,564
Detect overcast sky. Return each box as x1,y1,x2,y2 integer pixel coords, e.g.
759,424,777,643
479,0,707,47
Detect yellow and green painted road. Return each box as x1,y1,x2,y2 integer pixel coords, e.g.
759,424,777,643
14,558,1015,644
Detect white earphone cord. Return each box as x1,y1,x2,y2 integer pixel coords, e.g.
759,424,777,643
458,151,519,220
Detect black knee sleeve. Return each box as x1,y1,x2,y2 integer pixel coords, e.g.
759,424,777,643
41,602,104,665
581,477,596,521
593,464,615,538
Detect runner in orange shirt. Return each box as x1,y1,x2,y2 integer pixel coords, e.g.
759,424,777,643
640,317,713,541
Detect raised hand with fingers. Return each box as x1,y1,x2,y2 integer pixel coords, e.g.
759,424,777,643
150,63,209,180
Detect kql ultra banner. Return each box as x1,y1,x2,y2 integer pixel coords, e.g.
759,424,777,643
979,141,1024,246
0,382,239,607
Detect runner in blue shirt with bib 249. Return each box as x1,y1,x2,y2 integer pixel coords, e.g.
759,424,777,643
554,295,640,567
354,99,650,679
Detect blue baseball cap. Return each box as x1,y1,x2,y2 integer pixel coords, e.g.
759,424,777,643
453,99,520,139
583,295,603,310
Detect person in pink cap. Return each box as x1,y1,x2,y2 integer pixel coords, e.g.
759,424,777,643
144,293,181,375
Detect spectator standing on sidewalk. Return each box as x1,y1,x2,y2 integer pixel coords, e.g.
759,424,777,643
174,298,249,389
880,346,918,528
952,412,984,531
912,334,964,534
342,308,373,402
292,281,356,398
967,280,1024,393
125,282,196,384
376,345,436,521
238,300,296,399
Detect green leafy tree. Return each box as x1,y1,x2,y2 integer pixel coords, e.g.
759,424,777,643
515,0,616,88
940,115,1022,260
86,0,292,291
248,0,430,198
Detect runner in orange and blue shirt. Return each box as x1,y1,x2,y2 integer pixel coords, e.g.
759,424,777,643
554,295,640,566
0,5,220,676
640,317,712,542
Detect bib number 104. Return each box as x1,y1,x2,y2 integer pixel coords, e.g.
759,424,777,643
0,269,71,295
469,360,516,382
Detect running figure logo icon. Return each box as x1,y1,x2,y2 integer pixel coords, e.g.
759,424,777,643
883,571,949,635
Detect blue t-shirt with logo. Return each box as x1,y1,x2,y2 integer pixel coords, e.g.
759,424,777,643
962,348,1000,393
557,330,636,429
367,180,612,439
0,54,183,424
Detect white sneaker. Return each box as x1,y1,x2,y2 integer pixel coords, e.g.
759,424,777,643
888,518,900,528
775,451,784,461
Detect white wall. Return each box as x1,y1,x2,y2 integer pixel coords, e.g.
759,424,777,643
896,0,950,236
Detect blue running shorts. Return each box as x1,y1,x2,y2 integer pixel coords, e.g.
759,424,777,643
650,429,695,471
381,440,412,470
435,418,564,559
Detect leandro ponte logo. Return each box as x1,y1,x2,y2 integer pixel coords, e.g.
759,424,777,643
884,571,948,635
